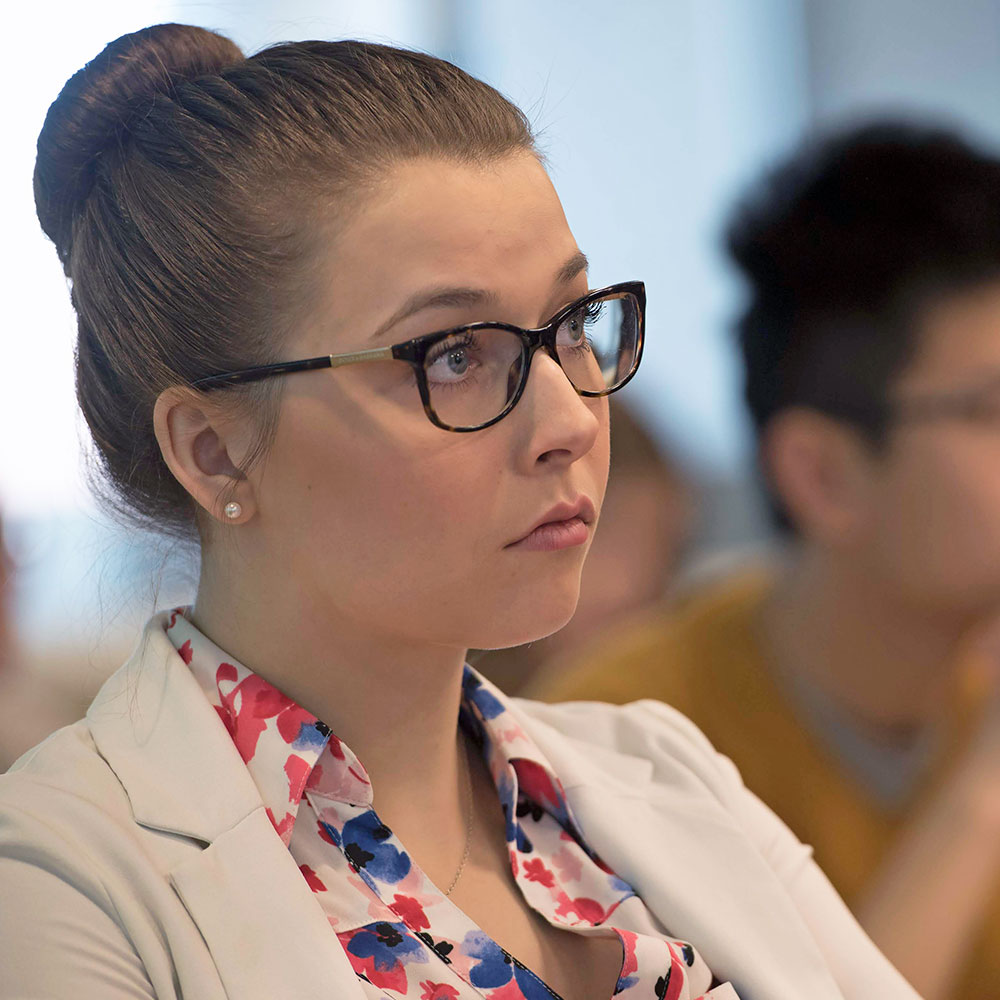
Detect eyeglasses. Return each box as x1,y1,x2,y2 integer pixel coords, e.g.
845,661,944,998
891,373,1000,427
193,281,645,432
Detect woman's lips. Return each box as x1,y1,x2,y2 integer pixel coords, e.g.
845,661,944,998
506,516,590,552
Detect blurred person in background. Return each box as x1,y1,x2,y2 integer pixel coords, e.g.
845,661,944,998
0,511,91,770
0,511,11,667
533,122,1000,1000
477,398,693,694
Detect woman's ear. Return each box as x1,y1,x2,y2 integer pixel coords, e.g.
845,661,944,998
761,407,878,545
152,387,257,525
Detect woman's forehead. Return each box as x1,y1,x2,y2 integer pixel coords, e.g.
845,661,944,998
355,156,567,262
307,153,582,340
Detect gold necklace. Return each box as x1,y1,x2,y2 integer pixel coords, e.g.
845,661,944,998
444,735,474,897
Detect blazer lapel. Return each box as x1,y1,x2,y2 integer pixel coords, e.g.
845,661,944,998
88,615,364,1000
515,703,845,1000
169,806,357,1000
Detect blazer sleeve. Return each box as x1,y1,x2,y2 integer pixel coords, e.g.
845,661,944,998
598,698,923,1000
0,801,157,1000
715,752,923,1000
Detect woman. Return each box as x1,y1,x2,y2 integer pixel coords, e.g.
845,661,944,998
0,23,918,1000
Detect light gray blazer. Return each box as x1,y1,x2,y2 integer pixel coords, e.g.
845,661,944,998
0,615,920,1000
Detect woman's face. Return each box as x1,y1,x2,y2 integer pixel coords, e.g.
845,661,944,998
247,153,610,651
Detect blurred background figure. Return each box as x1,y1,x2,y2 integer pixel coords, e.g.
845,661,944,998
532,122,1000,1000
0,512,12,666
0,510,92,770
476,399,692,694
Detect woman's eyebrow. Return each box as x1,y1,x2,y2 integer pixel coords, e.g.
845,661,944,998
369,250,590,342
370,287,499,341
555,250,589,286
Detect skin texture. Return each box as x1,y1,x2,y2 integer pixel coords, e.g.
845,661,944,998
154,152,623,999
760,279,1000,999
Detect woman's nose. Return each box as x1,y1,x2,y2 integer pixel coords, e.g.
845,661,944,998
516,348,603,468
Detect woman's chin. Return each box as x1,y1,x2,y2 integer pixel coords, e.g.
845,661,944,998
469,605,580,654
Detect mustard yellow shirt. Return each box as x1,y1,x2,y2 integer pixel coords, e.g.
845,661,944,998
530,569,1000,997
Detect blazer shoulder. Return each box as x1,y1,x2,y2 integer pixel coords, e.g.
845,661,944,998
513,696,743,804
0,719,137,853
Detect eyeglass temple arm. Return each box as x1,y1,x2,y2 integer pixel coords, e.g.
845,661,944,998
327,345,396,368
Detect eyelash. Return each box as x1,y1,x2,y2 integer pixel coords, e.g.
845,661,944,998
426,331,476,366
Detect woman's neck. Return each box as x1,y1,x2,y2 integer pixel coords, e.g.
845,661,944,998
760,547,969,739
191,553,470,842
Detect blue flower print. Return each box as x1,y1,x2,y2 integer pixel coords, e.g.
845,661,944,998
463,930,513,989
318,819,342,848
292,718,331,753
347,921,425,970
608,874,634,897
462,669,506,720
345,921,427,992
615,971,638,994
462,931,557,999
341,810,411,884
501,800,534,854
498,773,534,853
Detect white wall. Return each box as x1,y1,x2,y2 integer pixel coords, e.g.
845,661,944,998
804,0,1000,149
453,0,811,477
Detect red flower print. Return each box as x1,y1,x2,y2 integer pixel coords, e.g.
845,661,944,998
593,852,616,875
554,891,607,924
217,663,238,685
618,928,638,977
488,981,526,1000
658,949,686,1000
348,764,371,787
299,864,327,893
177,640,193,665
420,981,459,1000
391,894,430,931
266,808,295,844
515,759,560,807
214,669,316,763
551,845,582,883
572,897,607,923
277,700,314,744
284,754,311,803
337,928,409,994
522,858,556,888
317,820,337,846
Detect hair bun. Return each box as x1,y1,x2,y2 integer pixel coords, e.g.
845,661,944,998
34,23,244,269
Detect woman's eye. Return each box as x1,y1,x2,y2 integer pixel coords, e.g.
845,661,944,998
557,301,602,349
426,334,478,382
556,313,584,345
442,347,469,375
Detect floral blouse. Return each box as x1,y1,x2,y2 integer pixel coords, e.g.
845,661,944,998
165,611,738,1000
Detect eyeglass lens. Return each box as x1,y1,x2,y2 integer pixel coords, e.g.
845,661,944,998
423,290,640,429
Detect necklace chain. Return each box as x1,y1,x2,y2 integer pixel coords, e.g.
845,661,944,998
444,735,474,897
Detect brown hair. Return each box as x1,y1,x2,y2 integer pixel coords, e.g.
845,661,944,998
34,23,536,537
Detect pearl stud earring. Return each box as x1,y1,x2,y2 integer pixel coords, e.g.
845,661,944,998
223,501,243,520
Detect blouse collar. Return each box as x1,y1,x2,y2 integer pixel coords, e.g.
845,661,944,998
164,610,575,842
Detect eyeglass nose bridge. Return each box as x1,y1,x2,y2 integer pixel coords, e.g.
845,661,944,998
509,322,587,412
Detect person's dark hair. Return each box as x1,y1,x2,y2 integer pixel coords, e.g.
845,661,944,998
35,23,536,538
727,120,1000,448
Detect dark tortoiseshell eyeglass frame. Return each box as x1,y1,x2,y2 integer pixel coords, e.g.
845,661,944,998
192,280,646,432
